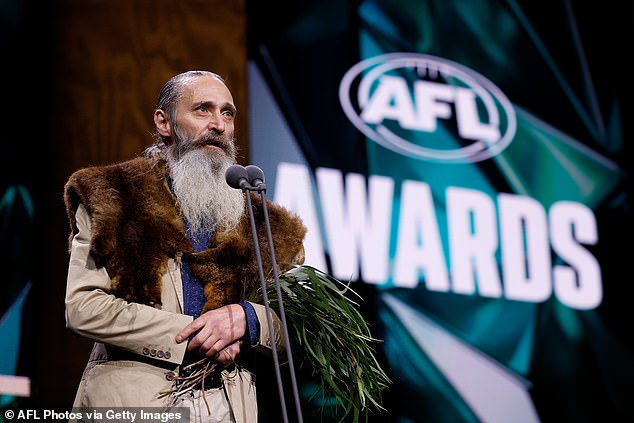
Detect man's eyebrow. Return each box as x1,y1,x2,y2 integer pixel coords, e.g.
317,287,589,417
224,102,237,114
194,100,236,114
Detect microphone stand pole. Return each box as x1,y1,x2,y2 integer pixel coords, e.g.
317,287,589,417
254,182,304,423
242,187,292,423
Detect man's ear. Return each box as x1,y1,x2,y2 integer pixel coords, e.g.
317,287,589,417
154,109,171,138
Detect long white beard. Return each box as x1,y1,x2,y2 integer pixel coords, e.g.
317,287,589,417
168,149,245,237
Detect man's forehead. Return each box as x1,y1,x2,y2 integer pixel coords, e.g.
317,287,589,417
182,76,234,105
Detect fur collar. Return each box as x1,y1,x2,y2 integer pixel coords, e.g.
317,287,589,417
63,156,307,313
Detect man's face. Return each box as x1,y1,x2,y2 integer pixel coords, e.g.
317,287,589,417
171,75,237,158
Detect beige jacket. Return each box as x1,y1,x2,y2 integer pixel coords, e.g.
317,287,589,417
65,204,286,422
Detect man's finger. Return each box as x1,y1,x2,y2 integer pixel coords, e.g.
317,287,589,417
215,342,242,365
187,324,216,351
175,318,203,343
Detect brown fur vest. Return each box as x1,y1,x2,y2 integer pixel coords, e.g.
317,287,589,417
63,156,307,313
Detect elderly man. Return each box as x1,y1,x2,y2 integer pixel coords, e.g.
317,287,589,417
64,70,306,422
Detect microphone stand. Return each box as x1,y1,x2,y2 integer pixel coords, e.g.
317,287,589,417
251,181,304,423
241,187,294,423
227,164,303,422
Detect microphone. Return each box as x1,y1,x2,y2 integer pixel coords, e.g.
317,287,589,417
246,165,266,191
225,164,250,190
223,162,304,423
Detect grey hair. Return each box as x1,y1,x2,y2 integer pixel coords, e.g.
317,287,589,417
150,70,226,145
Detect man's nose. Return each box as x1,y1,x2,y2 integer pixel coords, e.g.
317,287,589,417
207,111,226,133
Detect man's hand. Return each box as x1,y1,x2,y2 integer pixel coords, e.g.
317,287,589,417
175,303,246,365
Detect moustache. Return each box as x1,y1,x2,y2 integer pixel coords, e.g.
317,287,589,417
195,133,232,151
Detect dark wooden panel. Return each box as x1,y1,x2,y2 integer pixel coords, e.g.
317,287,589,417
50,0,249,170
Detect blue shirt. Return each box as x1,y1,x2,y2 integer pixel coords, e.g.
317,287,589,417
182,221,207,319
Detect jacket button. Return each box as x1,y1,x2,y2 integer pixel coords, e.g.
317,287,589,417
165,372,176,382
164,351,171,359
142,348,150,356
150,349,157,357
157,350,164,358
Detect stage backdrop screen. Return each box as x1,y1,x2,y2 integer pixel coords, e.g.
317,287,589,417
246,1,633,422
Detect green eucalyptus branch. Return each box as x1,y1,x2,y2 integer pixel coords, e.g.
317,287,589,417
251,265,391,422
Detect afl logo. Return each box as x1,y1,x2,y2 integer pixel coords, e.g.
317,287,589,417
339,53,517,163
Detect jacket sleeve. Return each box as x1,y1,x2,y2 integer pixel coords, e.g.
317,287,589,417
64,204,192,365
249,302,287,356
